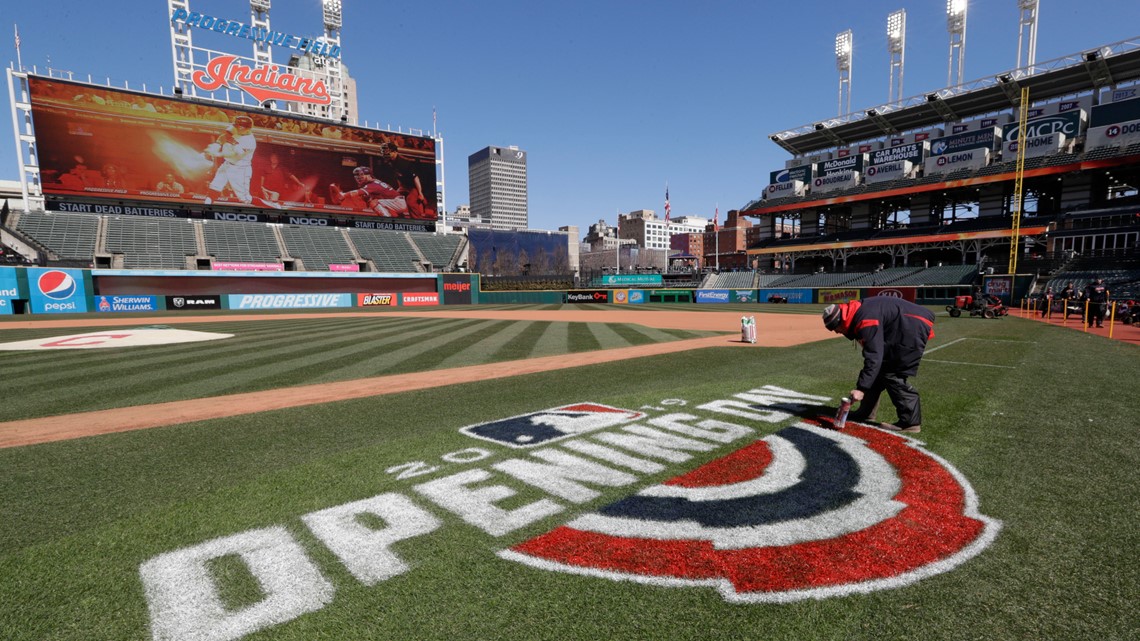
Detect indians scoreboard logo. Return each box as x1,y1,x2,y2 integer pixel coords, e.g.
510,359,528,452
37,270,77,299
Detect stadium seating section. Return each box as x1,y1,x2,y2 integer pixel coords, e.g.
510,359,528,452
10,210,468,273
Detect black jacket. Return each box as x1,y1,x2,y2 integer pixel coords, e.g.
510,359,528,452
842,297,936,390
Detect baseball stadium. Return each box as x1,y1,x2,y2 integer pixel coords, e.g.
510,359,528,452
1,3,1139,641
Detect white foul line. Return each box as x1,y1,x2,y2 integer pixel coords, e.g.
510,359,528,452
924,337,967,354
925,358,1015,369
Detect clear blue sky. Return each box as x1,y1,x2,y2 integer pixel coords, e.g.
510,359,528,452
2,1,1137,234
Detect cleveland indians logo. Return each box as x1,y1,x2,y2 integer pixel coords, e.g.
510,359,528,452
501,421,1001,602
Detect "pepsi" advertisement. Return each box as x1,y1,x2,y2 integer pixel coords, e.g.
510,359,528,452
28,268,90,314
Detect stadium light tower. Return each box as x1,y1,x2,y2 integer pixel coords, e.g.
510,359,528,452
887,9,906,104
250,0,272,68
947,0,968,87
323,0,343,30
836,29,853,117
1016,0,1040,70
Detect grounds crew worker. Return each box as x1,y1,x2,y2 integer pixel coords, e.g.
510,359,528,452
1083,277,1110,328
822,297,936,433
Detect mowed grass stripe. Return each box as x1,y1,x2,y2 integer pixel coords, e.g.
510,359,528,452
432,321,537,369
309,319,519,381
176,318,493,391
585,322,634,349
527,321,571,359
0,318,459,420
567,322,602,352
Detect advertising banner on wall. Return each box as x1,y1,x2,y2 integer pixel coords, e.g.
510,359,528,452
95,295,160,312
769,165,814,187
870,142,926,167
695,289,732,304
626,289,646,304
864,160,913,184
864,287,917,302
357,293,396,307
984,276,1012,303
817,288,861,305
812,170,859,194
1006,132,1066,159
226,293,351,309
924,147,990,175
27,76,438,227
442,275,474,305
166,295,223,310
764,179,805,199
929,126,1001,157
949,113,1011,135
27,267,90,314
401,292,440,306
889,128,942,147
566,290,609,303
612,289,631,305
599,274,663,286
1001,111,1083,156
758,288,813,303
0,267,19,315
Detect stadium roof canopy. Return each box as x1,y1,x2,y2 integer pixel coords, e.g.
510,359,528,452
768,36,1140,156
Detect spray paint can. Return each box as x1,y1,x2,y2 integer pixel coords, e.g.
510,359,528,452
835,397,852,429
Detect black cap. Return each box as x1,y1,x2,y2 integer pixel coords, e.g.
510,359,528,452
822,304,843,331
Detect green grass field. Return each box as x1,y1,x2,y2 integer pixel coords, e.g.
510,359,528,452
1,304,1137,640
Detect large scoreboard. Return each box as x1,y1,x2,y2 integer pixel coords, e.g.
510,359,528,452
28,76,437,231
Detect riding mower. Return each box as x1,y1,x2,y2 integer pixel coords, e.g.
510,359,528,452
946,294,1009,319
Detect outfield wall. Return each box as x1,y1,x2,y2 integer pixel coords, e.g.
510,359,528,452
0,266,977,314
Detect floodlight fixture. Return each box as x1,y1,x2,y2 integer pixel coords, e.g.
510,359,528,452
250,0,271,12
887,10,905,51
835,30,853,71
323,0,343,30
887,9,906,103
835,30,853,116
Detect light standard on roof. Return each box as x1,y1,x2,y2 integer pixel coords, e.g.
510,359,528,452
1016,0,1040,70
835,29,853,117
322,0,342,30
887,9,906,104
947,0,968,87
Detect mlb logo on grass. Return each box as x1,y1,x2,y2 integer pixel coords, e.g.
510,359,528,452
460,403,645,448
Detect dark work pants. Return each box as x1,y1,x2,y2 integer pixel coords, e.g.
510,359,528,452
860,371,922,427
1088,303,1106,327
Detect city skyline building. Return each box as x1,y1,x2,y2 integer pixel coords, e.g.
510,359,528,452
468,146,528,230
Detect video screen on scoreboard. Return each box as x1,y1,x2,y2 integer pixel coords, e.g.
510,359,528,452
27,76,437,222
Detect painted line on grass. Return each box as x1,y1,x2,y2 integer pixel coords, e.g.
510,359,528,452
925,359,1016,369
925,337,968,354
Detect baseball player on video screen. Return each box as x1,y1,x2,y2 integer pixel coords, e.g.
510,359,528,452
203,114,256,205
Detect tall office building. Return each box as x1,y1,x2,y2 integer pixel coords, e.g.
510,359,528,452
468,146,528,230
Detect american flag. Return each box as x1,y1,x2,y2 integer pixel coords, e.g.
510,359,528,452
664,185,671,225
713,206,719,231
14,24,20,50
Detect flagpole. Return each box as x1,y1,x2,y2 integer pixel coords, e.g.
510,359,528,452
615,209,620,274
715,204,720,272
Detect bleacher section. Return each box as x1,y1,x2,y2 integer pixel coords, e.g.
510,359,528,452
890,265,978,286
14,210,99,263
202,219,281,264
104,216,198,269
408,233,464,270
279,225,357,271
348,229,423,272
841,267,922,287
702,272,756,289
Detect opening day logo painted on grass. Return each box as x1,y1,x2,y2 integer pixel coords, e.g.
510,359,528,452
139,386,1001,640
